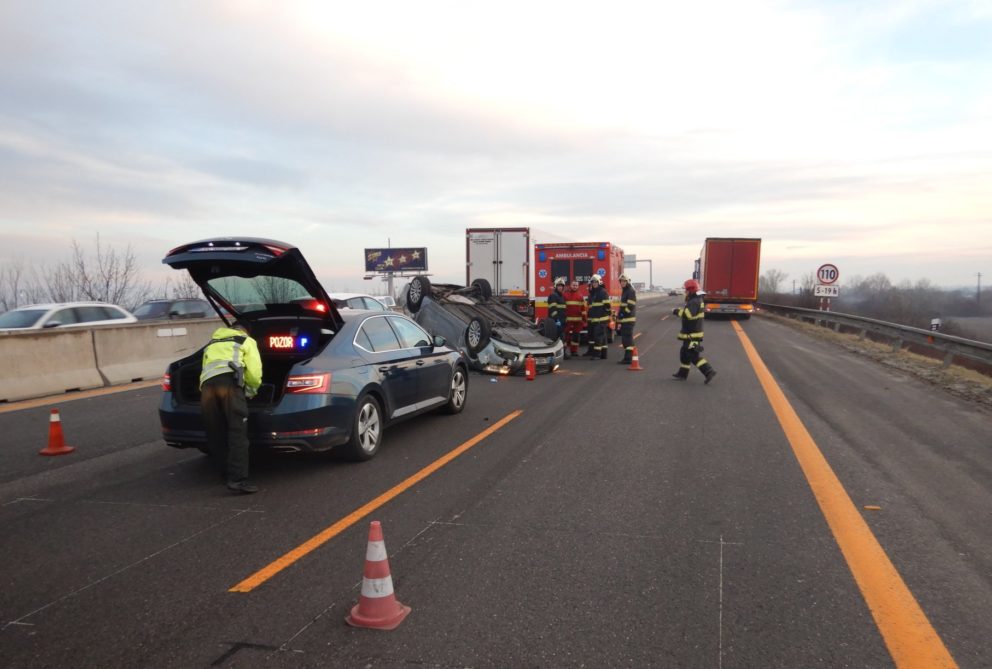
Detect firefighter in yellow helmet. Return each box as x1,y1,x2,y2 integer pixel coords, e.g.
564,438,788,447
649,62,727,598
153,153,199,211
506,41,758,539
616,274,637,364
200,320,263,493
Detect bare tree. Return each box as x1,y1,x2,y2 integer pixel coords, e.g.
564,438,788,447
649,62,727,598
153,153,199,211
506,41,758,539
170,273,203,299
759,269,788,296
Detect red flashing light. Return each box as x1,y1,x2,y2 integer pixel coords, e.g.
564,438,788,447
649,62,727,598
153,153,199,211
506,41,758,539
286,373,331,394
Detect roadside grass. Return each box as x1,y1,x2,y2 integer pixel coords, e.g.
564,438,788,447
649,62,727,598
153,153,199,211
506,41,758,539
757,311,992,410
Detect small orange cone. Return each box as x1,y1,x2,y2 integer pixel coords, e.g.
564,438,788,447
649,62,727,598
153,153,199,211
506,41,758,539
40,409,75,456
628,346,643,371
346,521,410,630
525,354,536,381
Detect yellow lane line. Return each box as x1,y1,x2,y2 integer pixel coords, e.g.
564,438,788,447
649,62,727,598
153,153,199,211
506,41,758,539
0,380,162,414
732,320,956,668
230,409,524,593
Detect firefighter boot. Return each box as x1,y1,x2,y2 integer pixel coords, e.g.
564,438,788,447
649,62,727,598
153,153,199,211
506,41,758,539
617,350,632,365
583,347,596,357
600,348,608,360
672,365,690,380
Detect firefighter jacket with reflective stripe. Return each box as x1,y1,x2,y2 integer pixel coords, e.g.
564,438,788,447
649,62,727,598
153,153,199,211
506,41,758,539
676,293,705,340
547,289,566,324
617,284,637,323
563,288,586,323
200,327,263,397
587,284,611,323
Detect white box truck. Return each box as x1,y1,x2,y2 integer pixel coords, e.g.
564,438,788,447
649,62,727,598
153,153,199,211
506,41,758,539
465,227,533,316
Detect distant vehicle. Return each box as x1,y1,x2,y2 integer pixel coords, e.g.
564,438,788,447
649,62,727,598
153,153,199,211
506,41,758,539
402,275,563,375
377,295,400,311
132,298,212,321
159,238,468,460
0,302,137,331
695,237,762,318
668,289,680,296
328,293,388,311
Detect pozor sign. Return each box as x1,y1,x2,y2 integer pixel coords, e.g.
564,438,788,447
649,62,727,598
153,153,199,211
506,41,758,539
817,263,839,285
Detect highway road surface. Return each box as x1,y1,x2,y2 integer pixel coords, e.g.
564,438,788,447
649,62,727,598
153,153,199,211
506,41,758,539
1,296,990,668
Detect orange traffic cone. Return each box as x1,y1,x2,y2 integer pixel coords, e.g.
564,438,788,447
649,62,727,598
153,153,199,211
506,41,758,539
628,346,643,371
346,521,411,630
525,354,536,381
39,409,75,456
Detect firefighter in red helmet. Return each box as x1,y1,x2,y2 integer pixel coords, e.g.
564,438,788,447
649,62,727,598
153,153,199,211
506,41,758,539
672,279,716,383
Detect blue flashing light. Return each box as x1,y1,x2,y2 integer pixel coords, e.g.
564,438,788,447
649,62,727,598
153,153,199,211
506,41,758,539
538,251,546,262
597,250,606,260
300,337,309,348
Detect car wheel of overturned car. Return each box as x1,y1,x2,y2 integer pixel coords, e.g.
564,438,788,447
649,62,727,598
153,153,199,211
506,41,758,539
466,316,491,354
538,317,558,340
407,276,431,314
341,394,382,461
442,366,468,414
470,278,493,300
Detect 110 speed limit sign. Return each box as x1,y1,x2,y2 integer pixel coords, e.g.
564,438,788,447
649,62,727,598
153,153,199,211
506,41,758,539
817,264,839,285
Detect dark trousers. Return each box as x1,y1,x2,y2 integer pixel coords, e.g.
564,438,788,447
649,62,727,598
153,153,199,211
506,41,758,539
590,321,608,358
676,339,714,378
201,374,250,482
619,322,634,359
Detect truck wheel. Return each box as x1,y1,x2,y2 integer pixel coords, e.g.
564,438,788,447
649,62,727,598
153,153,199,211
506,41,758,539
538,317,558,340
471,278,493,300
407,276,431,313
466,317,491,354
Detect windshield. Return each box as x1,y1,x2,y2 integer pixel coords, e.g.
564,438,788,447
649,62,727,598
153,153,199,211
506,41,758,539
133,302,170,318
0,309,46,328
207,275,318,315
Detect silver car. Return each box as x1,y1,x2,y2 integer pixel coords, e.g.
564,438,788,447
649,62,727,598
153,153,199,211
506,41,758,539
402,276,563,375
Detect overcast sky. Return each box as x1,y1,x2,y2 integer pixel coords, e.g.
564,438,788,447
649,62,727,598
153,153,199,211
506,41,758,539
1,0,990,294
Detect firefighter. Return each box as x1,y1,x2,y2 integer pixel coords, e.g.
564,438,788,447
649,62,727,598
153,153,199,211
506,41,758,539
563,278,586,358
546,276,569,358
585,274,610,360
616,274,637,364
200,321,263,493
672,279,716,383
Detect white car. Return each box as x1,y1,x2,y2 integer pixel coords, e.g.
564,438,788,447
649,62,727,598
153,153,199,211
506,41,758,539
327,293,388,311
0,302,138,331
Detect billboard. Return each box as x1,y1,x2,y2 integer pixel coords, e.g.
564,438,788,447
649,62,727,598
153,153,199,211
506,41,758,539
364,247,428,273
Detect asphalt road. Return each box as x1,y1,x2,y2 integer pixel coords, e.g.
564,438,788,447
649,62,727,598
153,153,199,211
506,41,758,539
1,296,990,668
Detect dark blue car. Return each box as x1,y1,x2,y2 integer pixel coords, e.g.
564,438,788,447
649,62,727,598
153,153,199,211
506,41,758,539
158,238,469,461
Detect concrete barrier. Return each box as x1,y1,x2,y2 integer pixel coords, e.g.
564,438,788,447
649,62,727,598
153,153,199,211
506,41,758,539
93,320,220,385
0,319,223,403
0,329,105,402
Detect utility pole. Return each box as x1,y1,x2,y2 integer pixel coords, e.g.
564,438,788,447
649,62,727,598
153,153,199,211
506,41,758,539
979,272,983,306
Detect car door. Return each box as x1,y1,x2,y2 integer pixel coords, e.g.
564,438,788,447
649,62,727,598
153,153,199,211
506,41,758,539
387,315,450,407
355,314,420,419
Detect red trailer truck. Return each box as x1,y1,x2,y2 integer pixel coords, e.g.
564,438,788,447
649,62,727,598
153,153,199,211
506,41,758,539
694,238,761,318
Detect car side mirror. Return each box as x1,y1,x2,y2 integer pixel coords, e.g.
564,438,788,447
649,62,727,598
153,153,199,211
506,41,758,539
433,335,447,348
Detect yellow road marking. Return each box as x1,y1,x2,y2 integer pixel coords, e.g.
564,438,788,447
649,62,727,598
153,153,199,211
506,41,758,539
0,380,162,414
732,320,956,668
230,409,523,593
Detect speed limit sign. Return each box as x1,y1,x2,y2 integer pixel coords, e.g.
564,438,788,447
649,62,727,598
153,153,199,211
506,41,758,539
817,264,839,285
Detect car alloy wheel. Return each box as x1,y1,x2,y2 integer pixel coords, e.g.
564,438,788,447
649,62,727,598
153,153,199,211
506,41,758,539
444,367,467,414
357,400,381,454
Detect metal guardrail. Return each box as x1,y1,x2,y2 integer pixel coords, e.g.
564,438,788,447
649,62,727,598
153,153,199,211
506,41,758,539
757,302,992,371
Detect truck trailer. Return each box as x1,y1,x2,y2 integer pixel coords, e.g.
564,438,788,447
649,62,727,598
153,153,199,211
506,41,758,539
694,238,761,318
466,228,533,317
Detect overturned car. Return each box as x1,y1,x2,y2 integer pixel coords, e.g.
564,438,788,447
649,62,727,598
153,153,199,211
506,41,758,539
402,276,563,375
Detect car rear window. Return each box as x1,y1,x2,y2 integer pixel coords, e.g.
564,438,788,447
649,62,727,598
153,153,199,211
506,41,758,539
207,276,315,315
388,316,431,349
0,309,47,328
360,316,401,352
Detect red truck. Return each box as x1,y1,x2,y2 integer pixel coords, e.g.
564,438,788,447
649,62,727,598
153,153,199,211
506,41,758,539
694,238,761,318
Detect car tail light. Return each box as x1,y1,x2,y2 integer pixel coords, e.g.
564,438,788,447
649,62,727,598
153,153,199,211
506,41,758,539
286,373,331,393
161,373,171,391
